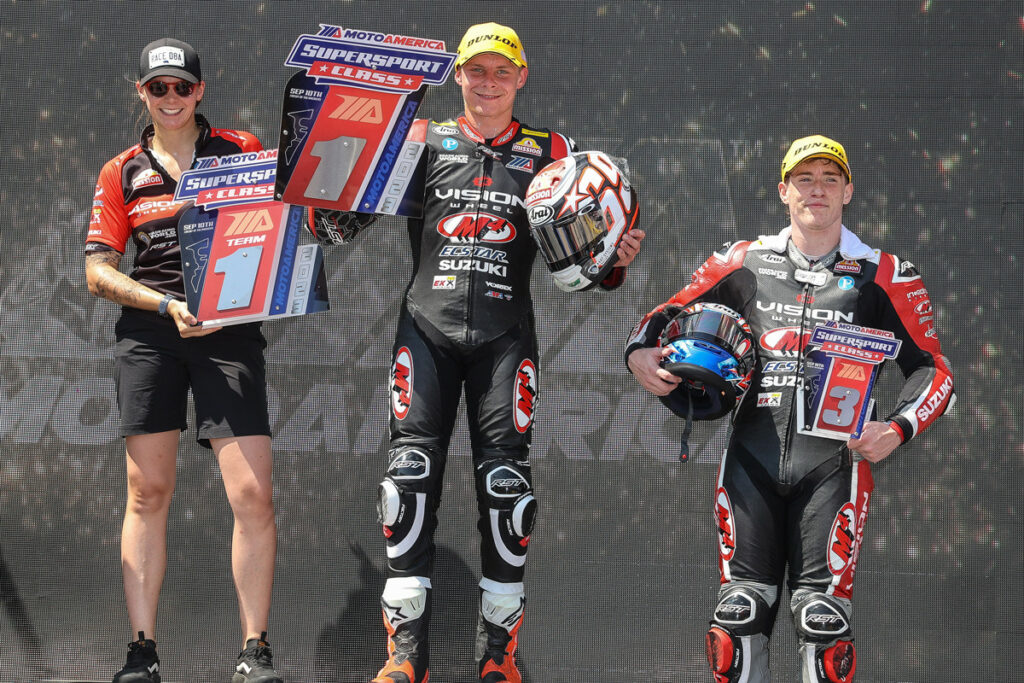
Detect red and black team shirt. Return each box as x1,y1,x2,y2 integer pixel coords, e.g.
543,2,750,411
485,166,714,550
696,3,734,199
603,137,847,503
85,114,261,299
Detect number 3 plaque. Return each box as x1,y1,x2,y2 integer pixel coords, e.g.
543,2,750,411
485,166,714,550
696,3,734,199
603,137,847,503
796,322,902,441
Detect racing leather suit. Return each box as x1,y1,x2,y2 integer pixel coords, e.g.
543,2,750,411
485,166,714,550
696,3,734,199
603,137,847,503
378,115,627,678
625,226,954,682
384,116,574,582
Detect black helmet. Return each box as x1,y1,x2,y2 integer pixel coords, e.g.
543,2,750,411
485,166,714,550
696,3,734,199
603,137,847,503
658,303,755,421
525,151,639,292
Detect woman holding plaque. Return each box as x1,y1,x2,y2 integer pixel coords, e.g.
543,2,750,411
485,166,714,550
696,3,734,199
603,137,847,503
84,38,283,683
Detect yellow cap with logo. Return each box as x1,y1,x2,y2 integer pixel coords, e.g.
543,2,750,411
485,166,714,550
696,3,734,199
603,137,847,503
780,135,851,182
455,22,527,69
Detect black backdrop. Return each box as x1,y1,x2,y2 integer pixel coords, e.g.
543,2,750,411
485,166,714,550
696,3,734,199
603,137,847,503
1,1,1020,681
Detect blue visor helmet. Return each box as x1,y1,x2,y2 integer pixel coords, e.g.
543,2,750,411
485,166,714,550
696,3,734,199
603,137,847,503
658,303,755,421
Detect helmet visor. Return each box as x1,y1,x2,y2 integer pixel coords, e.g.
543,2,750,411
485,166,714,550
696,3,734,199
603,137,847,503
530,207,605,272
664,308,750,362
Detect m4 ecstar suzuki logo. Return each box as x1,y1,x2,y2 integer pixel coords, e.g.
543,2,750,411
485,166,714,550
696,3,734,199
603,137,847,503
437,213,515,242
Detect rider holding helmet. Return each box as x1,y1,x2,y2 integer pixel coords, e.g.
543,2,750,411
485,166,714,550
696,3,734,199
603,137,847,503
625,135,954,683
360,22,645,683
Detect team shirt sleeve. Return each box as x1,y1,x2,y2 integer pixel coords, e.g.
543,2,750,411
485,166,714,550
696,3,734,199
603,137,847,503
85,157,132,253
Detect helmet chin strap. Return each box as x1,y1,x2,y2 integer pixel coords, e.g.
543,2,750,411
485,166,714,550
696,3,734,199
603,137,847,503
679,389,693,463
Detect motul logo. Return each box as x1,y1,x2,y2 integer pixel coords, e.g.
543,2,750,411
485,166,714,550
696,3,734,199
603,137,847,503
513,359,537,433
391,347,413,420
328,95,383,123
223,209,275,236
437,212,515,243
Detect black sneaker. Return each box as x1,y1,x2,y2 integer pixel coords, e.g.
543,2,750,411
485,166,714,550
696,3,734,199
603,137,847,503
113,632,160,683
232,632,284,683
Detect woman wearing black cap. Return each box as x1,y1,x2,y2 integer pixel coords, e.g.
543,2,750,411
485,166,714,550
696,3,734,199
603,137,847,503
85,38,283,683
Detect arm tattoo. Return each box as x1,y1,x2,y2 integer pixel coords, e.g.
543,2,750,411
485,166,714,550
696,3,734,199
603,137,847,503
85,251,159,309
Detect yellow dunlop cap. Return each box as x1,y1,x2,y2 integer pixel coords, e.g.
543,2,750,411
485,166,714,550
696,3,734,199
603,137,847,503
455,22,527,69
781,135,851,182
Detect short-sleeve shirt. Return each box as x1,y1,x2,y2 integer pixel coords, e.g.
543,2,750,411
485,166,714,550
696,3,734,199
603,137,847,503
85,114,261,299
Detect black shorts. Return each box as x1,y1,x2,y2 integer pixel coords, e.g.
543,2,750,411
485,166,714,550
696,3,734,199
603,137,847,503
114,310,270,448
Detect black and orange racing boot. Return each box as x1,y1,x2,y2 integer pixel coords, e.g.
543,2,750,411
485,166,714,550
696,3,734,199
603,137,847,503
476,589,525,683
371,581,431,683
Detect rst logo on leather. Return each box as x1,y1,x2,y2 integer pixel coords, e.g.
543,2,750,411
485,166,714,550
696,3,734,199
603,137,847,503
437,213,515,242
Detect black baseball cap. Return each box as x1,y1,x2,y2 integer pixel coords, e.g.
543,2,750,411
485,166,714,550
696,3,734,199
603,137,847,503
138,38,201,85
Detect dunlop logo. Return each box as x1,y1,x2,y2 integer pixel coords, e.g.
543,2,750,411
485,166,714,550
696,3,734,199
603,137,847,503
223,209,276,236
328,95,383,124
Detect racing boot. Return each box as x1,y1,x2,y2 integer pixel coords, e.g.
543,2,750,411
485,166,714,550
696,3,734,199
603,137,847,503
475,588,525,683
371,579,431,683
112,632,160,683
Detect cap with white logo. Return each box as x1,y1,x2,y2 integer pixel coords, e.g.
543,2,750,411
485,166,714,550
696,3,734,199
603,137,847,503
138,38,201,85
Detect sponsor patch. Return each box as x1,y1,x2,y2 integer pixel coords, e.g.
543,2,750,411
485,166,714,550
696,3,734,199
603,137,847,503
834,259,861,274
505,155,535,172
437,212,515,242
757,267,788,280
132,169,164,190
513,358,538,433
827,503,858,575
511,138,542,156
715,487,736,562
391,347,413,420
438,153,469,163
432,275,456,289
757,392,782,407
